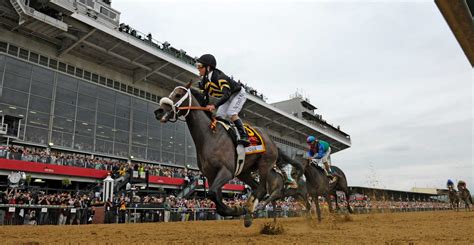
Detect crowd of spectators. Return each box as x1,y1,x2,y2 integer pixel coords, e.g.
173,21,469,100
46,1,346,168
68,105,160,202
117,23,195,66
2,145,198,178
0,185,456,226
0,144,245,186
333,195,452,212
0,189,98,225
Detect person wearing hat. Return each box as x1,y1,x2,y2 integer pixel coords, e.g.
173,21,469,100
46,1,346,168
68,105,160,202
306,135,335,183
196,54,250,146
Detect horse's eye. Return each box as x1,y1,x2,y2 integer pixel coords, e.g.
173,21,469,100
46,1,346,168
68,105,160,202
175,94,182,99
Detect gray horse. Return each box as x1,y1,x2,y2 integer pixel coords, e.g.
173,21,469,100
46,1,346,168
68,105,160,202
447,185,460,211
457,182,472,211
155,83,283,227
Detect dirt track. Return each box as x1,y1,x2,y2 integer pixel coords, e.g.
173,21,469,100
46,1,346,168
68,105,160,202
0,211,473,244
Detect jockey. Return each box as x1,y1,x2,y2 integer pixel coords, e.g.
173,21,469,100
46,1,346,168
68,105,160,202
447,179,454,188
306,135,335,182
457,180,466,190
196,54,250,146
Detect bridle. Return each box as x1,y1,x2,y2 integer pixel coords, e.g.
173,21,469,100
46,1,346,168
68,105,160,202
159,86,210,122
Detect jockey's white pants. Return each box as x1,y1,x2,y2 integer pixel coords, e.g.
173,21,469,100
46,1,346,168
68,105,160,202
216,88,247,118
311,147,332,166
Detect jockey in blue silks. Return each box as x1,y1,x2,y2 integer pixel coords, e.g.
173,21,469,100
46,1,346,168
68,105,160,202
307,135,335,183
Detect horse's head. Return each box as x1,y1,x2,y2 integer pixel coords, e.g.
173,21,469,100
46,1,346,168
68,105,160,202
155,81,193,123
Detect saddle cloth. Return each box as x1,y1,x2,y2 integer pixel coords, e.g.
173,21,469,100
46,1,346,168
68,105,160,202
216,120,266,155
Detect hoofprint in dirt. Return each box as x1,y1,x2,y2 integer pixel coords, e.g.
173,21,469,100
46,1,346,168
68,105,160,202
0,211,472,244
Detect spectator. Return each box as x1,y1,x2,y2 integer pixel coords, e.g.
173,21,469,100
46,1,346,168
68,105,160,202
58,201,68,225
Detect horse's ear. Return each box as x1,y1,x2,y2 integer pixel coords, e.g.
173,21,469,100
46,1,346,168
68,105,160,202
185,80,194,89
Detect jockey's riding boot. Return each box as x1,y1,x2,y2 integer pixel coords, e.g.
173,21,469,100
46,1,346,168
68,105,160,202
284,165,298,189
285,172,298,189
323,167,330,177
233,119,250,146
326,167,336,184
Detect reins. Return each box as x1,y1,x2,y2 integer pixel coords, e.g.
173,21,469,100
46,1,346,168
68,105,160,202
176,106,218,131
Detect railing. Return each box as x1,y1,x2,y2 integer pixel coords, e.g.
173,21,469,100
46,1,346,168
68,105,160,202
0,203,459,226
9,0,68,31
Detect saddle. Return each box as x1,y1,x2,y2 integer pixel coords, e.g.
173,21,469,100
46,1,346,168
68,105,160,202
310,161,337,182
215,118,266,155
214,118,266,177
310,160,331,173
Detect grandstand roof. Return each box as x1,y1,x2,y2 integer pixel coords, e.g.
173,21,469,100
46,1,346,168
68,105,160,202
435,0,474,67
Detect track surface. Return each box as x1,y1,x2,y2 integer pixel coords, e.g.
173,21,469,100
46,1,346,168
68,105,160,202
1,211,472,244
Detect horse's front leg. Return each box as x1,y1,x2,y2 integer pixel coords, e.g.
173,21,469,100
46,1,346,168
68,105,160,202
208,168,242,217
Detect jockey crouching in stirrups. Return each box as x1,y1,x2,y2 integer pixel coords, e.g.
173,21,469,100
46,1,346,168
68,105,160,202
306,136,336,183
196,54,250,146
447,179,454,189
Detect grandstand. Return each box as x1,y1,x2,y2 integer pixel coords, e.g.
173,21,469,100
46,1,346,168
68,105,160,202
0,0,350,195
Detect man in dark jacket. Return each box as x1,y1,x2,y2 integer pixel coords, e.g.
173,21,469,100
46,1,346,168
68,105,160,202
196,54,249,146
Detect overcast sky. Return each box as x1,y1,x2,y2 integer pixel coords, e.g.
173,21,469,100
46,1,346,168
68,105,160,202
114,0,473,191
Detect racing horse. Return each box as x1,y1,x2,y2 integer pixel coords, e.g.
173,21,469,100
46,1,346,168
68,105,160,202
258,150,310,223
447,185,460,211
155,82,285,227
457,181,472,211
328,165,353,214
298,155,353,221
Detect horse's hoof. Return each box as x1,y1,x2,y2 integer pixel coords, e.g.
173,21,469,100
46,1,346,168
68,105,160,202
244,214,253,228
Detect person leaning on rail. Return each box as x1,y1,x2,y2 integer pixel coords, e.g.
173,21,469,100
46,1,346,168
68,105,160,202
195,54,250,146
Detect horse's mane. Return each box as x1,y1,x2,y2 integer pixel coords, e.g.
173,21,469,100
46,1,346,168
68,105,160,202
190,89,213,119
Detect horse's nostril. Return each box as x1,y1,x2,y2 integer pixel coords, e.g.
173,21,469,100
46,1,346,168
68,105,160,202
154,108,165,118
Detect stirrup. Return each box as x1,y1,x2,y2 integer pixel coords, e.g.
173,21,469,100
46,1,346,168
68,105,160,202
238,137,250,147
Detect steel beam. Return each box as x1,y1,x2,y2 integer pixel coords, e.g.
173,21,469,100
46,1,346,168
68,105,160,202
133,62,169,84
58,29,96,56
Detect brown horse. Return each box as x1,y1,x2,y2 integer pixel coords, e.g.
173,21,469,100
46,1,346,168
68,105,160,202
457,182,472,211
447,185,460,211
155,83,279,227
258,149,309,223
299,155,353,221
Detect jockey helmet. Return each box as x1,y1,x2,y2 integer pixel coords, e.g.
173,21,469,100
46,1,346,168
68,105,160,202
306,135,316,144
447,179,454,186
197,54,216,69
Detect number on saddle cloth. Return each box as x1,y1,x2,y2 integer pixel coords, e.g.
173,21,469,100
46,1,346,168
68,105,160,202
215,119,265,152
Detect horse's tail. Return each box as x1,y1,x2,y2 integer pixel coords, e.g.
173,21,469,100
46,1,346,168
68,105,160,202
277,147,304,178
331,165,347,181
